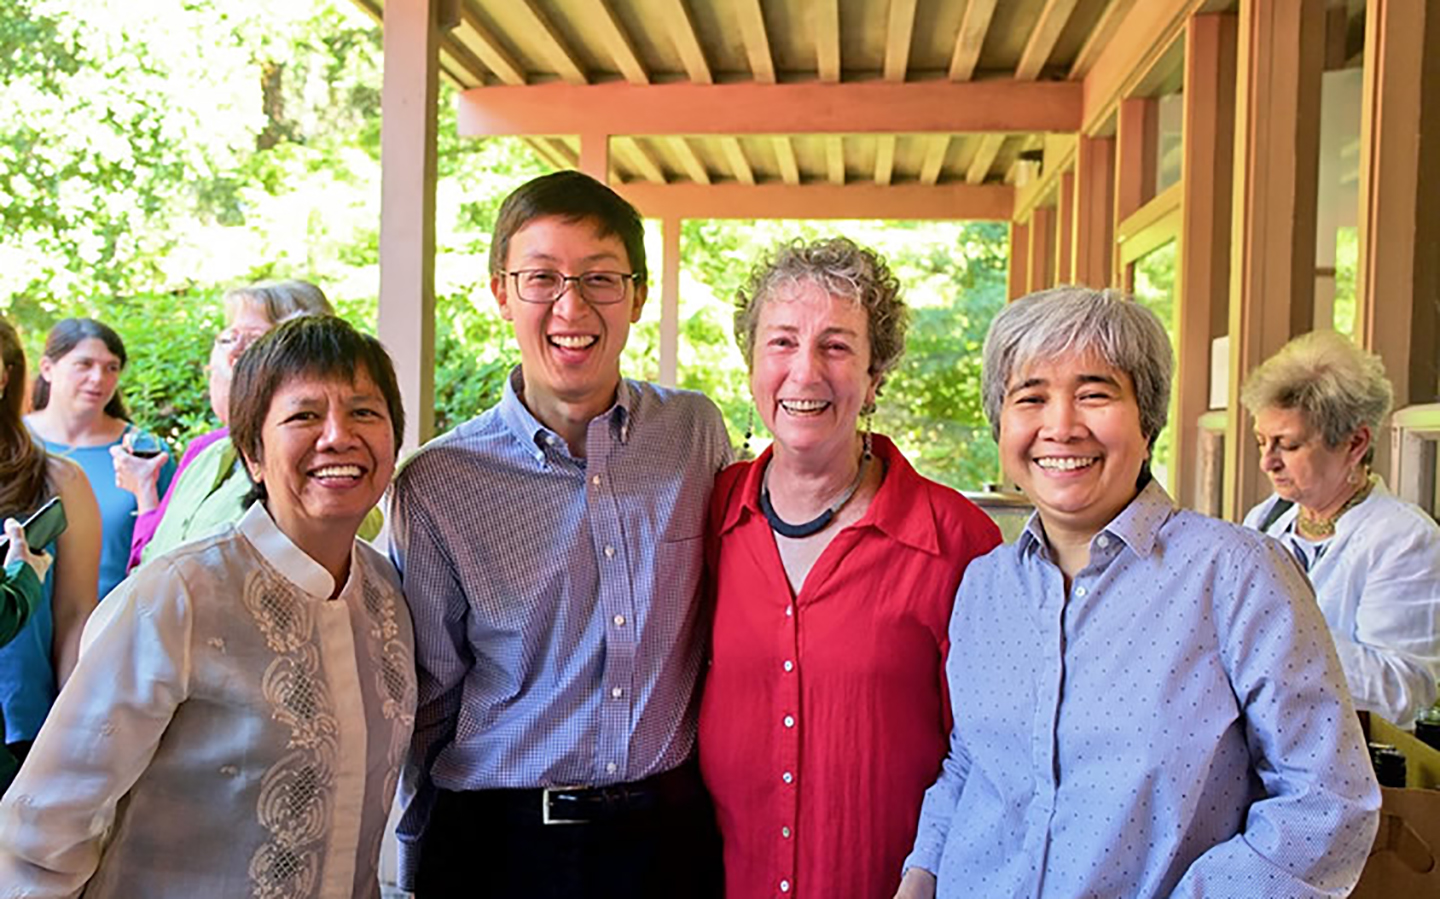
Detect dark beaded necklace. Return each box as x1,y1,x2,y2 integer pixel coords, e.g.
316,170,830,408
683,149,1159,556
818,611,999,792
759,450,871,539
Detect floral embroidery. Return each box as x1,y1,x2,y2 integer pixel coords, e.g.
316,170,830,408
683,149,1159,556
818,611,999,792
244,571,336,899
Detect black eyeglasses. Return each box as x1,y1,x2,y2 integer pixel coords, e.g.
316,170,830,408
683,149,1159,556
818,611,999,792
504,269,640,305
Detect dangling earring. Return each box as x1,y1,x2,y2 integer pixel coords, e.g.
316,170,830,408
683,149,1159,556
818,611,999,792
741,407,755,460
862,411,874,460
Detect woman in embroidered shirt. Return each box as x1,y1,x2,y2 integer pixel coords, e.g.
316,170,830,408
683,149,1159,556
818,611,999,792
1242,330,1440,728
25,318,176,600
0,315,417,898
698,237,1001,899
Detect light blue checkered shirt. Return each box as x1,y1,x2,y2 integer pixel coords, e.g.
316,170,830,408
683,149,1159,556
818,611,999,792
389,368,730,886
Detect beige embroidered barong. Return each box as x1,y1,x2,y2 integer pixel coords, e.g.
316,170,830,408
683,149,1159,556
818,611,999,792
0,503,416,898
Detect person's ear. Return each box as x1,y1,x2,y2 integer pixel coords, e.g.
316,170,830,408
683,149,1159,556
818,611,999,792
493,273,514,322
1348,425,1373,468
630,280,648,324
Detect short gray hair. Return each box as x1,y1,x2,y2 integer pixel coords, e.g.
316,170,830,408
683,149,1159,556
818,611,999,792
1240,330,1393,456
733,237,909,411
224,279,334,325
982,286,1173,446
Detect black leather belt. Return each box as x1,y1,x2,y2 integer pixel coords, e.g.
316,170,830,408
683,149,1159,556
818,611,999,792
470,759,705,826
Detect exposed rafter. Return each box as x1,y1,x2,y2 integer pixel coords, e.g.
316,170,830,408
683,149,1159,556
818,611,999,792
617,182,1015,222
512,0,588,85
438,43,489,89
615,137,667,183
949,0,998,81
455,8,525,86
773,137,800,185
883,0,918,82
460,81,1084,136
816,0,841,83
658,0,713,85
826,136,846,185
1016,0,1083,81
875,134,897,186
966,133,1007,185
576,0,649,85
527,137,576,171
734,0,776,84
1069,0,1139,78
720,137,756,185
667,137,711,184
920,134,950,185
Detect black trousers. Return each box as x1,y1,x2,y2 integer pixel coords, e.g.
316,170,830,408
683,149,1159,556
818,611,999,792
415,764,724,899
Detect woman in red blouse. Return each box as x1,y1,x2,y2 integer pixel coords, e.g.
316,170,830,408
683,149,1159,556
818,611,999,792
698,238,1001,898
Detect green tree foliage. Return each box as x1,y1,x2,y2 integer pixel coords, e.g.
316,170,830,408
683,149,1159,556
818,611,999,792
2,0,1010,492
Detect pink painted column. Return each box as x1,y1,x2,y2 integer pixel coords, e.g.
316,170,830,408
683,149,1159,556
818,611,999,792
581,132,611,183
378,0,440,450
659,216,680,387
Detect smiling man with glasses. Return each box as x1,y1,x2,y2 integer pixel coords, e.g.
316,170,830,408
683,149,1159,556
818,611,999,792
390,171,731,898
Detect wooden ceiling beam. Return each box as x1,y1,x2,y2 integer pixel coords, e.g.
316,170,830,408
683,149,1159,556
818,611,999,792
773,137,800,185
965,133,1007,185
512,0,588,85
920,134,950,185
816,0,841,83
658,0,713,85
1016,0,1083,81
875,134,897,186
575,0,649,85
826,136,846,185
460,81,1082,135
734,0,776,84
527,137,576,171
617,182,1015,221
454,8,525,85
720,137,756,185
1069,0,1139,79
949,0,999,81
615,137,667,183
1081,0,1202,134
668,137,711,184
884,0,919,83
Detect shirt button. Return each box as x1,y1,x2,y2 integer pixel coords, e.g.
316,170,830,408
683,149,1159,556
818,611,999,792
613,614,626,627
591,474,601,486
1075,585,1087,597
783,660,794,672
782,771,793,784
610,687,623,699
1096,535,1109,548
781,826,791,838
785,605,793,617
604,545,616,558
606,762,618,775
780,880,791,893
783,715,795,728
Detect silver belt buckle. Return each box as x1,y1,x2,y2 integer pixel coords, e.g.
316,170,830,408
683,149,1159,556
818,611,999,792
542,785,587,825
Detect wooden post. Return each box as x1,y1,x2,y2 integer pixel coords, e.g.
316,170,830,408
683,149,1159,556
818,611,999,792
1223,0,1327,521
1113,97,1157,279
378,0,441,451
1056,171,1075,283
1073,135,1115,288
1175,12,1238,510
1009,220,1031,301
659,216,681,388
581,132,610,182
1357,0,1440,478
1027,206,1056,293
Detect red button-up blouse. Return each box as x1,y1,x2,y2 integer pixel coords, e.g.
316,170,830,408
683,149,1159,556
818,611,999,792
698,435,1001,899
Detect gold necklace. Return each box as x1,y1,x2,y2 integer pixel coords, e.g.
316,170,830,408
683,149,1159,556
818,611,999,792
1296,473,1376,540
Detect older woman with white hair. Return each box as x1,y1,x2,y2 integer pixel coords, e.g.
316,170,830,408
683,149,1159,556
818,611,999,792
896,288,1377,899
1242,330,1440,728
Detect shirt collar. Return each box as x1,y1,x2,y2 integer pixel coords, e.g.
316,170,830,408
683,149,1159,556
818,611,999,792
1017,476,1175,561
498,366,635,465
236,501,343,600
718,434,941,555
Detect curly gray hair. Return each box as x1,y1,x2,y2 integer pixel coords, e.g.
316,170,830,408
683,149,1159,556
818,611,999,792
981,286,1173,448
733,237,909,412
1240,330,1393,463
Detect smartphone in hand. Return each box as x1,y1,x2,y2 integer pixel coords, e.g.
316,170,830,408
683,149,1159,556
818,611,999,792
0,496,67,556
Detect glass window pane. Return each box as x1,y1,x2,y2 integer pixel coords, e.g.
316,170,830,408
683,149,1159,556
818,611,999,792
1132,240,1178,494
